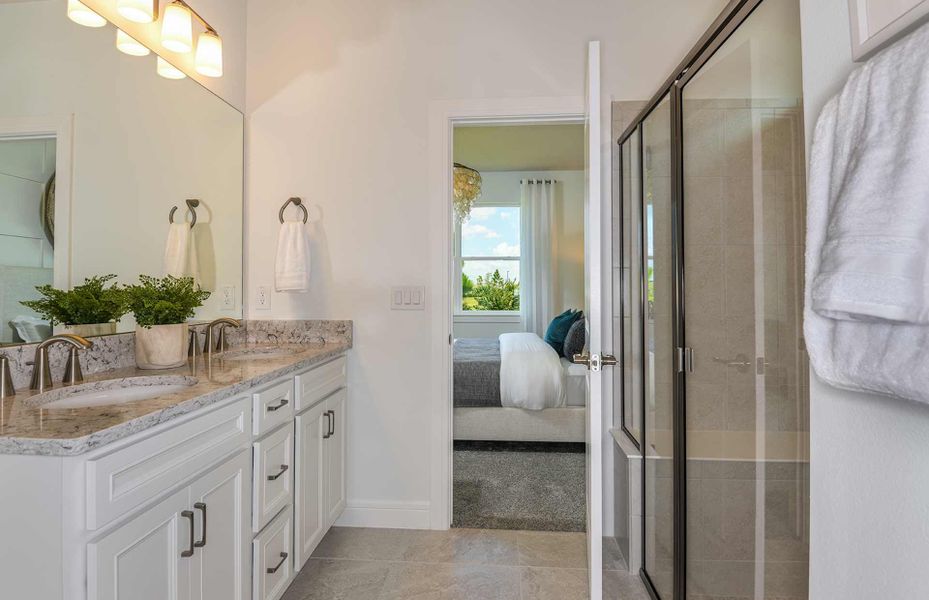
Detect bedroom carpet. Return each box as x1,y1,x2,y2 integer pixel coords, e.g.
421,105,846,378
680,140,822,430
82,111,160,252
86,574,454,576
452,441,586,532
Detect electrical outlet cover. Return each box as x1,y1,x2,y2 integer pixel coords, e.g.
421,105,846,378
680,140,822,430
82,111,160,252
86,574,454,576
255,285,271,310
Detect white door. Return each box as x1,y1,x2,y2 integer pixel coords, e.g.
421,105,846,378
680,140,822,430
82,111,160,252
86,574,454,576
87,487,192,600
583,39,605,600
295,401,328,568
189,450,251,600
325,389,347,525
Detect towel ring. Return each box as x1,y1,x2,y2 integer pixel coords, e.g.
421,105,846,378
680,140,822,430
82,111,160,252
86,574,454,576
279,197,308,224
169,199,200,229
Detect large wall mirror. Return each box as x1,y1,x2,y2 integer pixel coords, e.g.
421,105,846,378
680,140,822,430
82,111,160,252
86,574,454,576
0,0,244,346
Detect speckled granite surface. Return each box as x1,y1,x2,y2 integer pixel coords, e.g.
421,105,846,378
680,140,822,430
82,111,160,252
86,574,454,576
0,320,352,457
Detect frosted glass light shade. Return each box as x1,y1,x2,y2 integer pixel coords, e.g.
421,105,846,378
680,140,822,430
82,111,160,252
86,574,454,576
161,1,193,53
194,31,223,77
116,30,150,56
157,57,186,79
67,0,106,28
117,0,155,24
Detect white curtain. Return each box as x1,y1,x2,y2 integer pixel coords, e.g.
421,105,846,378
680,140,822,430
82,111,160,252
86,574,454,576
520,180,558,336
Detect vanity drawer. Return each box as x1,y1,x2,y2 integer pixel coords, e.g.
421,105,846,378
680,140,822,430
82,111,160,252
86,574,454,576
253,423,294,533
295,355,347,412
86,397,250,530
253,379,294,436
252,507,293,600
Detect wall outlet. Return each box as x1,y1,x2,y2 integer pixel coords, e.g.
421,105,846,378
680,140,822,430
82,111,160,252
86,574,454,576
255,285,271,310
220,285,236,310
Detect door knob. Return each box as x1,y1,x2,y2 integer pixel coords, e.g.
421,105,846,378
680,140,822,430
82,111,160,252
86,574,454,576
571,353,590,366
601,354,618,366
571,353,619,371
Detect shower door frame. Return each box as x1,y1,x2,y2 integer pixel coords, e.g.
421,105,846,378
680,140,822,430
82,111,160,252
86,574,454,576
616,0,769,598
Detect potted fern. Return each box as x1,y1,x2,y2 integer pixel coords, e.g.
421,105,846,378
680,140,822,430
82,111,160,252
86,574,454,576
125,275,210,369
20,274,128,337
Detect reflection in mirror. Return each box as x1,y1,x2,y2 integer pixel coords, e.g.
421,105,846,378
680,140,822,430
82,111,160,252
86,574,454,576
0,0,243,346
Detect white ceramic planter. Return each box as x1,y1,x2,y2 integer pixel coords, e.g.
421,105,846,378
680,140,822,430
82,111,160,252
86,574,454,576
134,323,189,370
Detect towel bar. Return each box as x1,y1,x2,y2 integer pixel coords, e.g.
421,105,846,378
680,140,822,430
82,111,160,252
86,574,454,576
168,199,200,228
279,197,308,224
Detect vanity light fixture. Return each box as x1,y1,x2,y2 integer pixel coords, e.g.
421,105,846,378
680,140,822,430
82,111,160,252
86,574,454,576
194,30,223,77
161,0,193,53
67,0,106,28
116,29,150,56
117,0,157,24
157,56,187,79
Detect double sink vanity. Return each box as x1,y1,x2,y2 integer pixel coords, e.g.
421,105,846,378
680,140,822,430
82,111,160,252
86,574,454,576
0,321,352,600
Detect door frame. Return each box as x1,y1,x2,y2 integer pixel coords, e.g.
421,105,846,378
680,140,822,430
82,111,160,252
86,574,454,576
426,96,586,531
0,115,74,290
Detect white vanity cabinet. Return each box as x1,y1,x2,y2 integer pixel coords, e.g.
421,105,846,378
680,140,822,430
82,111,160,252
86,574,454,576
0,351,348,600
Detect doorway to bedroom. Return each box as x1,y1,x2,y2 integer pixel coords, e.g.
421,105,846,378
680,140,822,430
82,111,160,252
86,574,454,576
450,122,588,532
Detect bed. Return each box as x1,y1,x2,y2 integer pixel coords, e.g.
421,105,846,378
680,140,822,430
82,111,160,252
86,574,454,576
453,333,587,443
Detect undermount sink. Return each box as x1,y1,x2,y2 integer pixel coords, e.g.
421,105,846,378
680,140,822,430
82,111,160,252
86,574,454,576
29,376,199,409
219,347,297,361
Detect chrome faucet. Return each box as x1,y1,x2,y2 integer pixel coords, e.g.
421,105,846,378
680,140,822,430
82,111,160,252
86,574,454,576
30,334,94,392
204,318,241,355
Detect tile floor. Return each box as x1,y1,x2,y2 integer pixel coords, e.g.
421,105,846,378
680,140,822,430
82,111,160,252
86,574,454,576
281,527,652,600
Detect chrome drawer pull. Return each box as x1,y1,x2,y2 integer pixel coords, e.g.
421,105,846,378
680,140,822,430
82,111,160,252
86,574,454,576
267,552,288,574
323,412,331,439
181,510,195,558
194,502,207,548
266,398,289,412
267,464,289,481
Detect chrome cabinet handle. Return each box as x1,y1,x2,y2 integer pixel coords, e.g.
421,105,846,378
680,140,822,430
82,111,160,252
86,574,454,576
194,502,207,548
323,411,332,439
181,510,195,557
267,552,289,574
267,464,289,481
267,398,289,412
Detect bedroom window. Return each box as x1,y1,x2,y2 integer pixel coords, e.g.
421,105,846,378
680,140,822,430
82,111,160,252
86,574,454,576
455,205,521,314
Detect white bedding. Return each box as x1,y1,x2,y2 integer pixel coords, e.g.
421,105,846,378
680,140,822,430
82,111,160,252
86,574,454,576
499,332,565,410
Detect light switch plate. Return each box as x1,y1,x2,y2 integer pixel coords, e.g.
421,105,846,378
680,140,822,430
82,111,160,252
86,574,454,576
390,286,425,310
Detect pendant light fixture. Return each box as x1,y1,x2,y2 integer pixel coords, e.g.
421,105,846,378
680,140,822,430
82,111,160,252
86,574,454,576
161,1,193,53
194,30,223,77
67,0,106,28
116,29,150,56
157,56,186,79
117,0,157,24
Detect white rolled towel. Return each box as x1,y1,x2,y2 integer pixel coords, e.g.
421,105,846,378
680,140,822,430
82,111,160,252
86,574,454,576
275,221,311,292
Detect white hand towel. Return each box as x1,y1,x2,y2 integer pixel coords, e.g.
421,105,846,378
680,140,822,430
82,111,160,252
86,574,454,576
275,220,311,292
163,222,190,278
186,225,201,287
804,26,929,405
810,21,929,324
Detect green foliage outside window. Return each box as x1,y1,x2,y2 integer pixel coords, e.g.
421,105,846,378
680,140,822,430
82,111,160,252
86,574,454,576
462,269,519,311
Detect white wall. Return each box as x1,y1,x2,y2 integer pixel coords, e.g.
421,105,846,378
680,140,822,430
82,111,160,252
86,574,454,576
246,0,729,527
83,0,247,111
799,1,929,597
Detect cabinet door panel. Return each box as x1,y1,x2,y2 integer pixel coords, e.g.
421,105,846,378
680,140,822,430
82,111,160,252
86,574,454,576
87,488,191,600
253,423,295,533
325,389,347,525
294,403,327,569
190,450,251,600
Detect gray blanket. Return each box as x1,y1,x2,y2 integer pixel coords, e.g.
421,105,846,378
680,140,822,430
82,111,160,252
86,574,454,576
453,338,501,407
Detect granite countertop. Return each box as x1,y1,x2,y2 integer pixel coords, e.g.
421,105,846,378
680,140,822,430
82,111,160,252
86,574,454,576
0,342,350,457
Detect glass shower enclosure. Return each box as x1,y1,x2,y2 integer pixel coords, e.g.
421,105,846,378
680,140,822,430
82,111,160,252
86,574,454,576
616,1,809,598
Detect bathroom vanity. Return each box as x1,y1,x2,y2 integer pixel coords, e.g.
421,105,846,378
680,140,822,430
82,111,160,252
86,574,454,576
0,341,350,600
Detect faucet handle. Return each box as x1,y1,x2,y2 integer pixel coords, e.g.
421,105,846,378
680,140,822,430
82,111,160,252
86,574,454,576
63,347,85,385
0,354,14,399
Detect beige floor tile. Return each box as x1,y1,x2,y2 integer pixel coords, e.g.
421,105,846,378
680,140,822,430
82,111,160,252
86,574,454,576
281,558,391,600
403,528,520,565
602,537,628,571
378,562,521,600
520,567,589,600
311,527,419,561
517,531,588,569
604,569,653,600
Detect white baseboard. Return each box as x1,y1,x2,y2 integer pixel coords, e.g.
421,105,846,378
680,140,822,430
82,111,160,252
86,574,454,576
335,499,431,529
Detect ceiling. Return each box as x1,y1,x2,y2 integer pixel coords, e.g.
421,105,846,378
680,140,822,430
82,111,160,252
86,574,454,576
453,123,585,172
